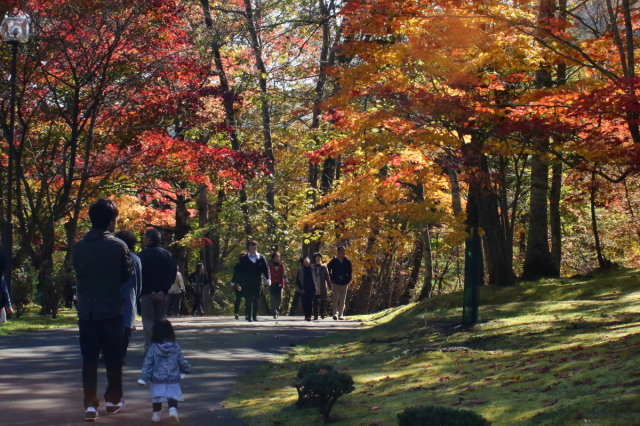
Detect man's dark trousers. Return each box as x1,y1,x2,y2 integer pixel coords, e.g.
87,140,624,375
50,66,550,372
244,286,260,320
79,315,123,408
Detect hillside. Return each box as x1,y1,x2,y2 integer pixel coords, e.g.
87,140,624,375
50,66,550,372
225,267,640,425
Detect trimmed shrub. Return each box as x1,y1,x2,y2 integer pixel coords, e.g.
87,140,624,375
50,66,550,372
295,363,355,422
11,266,36,318
397,405,490,426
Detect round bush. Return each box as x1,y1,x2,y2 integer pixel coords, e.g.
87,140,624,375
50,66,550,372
397,404,490,426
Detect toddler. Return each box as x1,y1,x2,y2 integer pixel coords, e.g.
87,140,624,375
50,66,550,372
138,319,190,423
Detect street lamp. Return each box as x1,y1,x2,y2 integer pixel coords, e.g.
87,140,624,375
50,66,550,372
1,15,30,294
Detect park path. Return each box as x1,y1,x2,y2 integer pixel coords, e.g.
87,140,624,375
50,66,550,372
0,316,359,425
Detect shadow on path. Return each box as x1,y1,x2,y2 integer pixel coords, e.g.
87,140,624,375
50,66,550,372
0,316,359,425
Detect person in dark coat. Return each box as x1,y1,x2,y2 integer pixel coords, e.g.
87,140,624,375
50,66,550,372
188,263,210,316
114,230,142,365
0,246,12,322
296,256,314,321
72,198,133,421
138,228,177,351
231,240,270,322
327,245,353,320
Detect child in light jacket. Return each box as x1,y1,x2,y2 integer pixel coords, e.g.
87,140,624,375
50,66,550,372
138,319,190,423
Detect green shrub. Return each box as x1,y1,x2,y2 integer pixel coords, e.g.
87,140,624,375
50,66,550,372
295,363,354,422
397,405,490,426
11,266,36,318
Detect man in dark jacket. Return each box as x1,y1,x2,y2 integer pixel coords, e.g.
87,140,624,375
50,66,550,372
138,228,177,351
327,245,352,320
73,198,133,421
231,240,270,322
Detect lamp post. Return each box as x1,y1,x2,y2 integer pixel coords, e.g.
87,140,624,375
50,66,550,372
1,15,30,294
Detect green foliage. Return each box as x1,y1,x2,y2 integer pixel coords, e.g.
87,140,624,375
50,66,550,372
0,306,77,336
11,266,36,318
295,363,355,422
397,405,490,426
227,268,640,425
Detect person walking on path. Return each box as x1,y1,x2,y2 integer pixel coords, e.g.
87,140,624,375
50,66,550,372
296,256,315,321
231,240,270,322
188,263,210,316
167,266,185,317
138,228,177,352
0,247,12,324
311,252,331,320
72,198,133,421
327,245,352,320
113,230,142,365
232,277,244,320
268,251,288,319
138,319,191,424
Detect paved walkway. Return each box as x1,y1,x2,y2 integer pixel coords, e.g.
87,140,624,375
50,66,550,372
0,316,359,425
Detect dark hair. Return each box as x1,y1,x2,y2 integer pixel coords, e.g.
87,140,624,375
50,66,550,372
313,252,322,260
88,198,118,230
337,245,345,252
196,262,204,271
151,319,176,343
299,256,310,265
246,239,258,250
144,228,161,245
271,251,280,261
114,230,136,252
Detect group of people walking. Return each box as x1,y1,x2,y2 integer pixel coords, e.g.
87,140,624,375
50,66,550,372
73,199,189,423
71,198,353,423
231,240,353,322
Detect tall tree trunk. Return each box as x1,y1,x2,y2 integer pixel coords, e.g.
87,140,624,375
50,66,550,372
173,193,190,275
417,228,434,300
549,159,562,273
199,0,253,237
399,236,423,304
522,0,559,279
354,233,377,314
197,186,216,314
464,137,515,286
522,143,558,279
243,0,277,234
590,170,612,269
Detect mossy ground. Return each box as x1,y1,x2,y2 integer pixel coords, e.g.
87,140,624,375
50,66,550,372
225,266,640,425
0,305,77,336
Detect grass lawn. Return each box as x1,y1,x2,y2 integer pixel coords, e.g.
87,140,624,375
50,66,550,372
225,266,640,425
0,305,78,336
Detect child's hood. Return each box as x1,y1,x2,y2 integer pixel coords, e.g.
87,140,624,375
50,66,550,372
156,341,180,357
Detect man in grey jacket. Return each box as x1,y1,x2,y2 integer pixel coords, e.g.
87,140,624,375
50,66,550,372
73,199,133,422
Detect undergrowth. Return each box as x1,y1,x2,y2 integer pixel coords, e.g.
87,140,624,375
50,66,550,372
225,266,640,425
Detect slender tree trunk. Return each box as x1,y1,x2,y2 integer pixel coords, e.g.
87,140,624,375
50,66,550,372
549,159,562,273
173,193,190,275
199,0,253,237
243,0,276,234
418,228,434,300
590,170,612,269
399,236,423,304
354,233,377,314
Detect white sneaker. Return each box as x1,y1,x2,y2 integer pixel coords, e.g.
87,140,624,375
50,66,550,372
151,411,162,422
84,406,99,422
169,407,180,423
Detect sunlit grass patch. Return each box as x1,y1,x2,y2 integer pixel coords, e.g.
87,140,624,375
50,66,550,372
227,268,640,425
0,305,77,336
